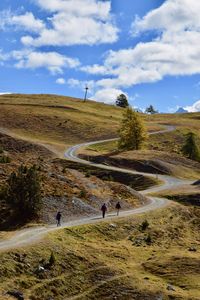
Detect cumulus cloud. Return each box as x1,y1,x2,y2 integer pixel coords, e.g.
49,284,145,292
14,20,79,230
80,64,111,75
34,0,111,20
0,1,118,47
21,0,118,47
82,0,200,90
66,78,80,87
22,15,118,47
184,100,200,112
12,50,80,74
0,10,45,33
56,78,66,84
67,78,95,94
91,88,127,104
131,0,200,35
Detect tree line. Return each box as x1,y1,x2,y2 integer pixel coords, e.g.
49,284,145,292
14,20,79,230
116,93,158,114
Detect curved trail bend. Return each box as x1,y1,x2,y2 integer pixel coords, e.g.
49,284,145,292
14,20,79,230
0,126,192,251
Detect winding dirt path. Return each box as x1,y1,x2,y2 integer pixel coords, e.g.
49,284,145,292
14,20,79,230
0,126,193,251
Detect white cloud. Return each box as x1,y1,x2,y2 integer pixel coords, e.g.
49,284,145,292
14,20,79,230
0,92,12,95
0,49,10,66
11,12,45,33
22,15,118,47
0,50,8,61
66,78,123,103
82,0,200,90
67,78,81,87
67,78,95,94
0,10,45,33
131,0,200,35
12,50,80,74
56,78,66,84
185,100,200,112
21,0,118,47
35,0,111,20
91,88,127,104
80,64,110,75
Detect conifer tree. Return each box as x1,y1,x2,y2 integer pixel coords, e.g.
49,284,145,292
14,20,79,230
116,94,129,108
145,105,158,114
118,107,147,150
181,132,200,161
6,165,42,221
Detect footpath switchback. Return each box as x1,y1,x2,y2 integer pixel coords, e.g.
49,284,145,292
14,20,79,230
0,126,193,251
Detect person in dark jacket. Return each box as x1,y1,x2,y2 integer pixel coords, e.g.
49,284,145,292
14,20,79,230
115,201,121,216
101,203,107,218
56,211,62,226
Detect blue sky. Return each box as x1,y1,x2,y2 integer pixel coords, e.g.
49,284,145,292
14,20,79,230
0,0,200,112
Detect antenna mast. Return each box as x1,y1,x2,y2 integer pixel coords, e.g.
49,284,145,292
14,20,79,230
84,84,89,102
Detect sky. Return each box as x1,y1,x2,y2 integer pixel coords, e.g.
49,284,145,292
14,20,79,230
0,0,200,112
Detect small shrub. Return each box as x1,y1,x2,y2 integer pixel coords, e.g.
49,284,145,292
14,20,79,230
49,252,56,266
145,233,152,245
62,167,66,173
79,190,86,198
0,155,11,163
140,220,149,231
108,175,114,182
0,146,3,154
85,171,91,178
37,165,42,171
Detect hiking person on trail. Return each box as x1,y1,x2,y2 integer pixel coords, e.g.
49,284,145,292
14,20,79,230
56,211,62,227
101,203,107,218
115,201,121,216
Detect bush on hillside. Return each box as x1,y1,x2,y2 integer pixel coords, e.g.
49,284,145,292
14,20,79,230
140,220,149,231
0,155,11,163
3,165,42,223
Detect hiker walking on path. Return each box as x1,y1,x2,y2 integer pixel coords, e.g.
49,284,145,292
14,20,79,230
116,201,121,216
56,211,62,227
101,203,107,218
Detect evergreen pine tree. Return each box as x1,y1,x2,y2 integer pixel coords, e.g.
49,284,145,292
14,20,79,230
116,94,129,108
145,105,158,114
181,132,200,161
6,165,42,221
118,107,147,150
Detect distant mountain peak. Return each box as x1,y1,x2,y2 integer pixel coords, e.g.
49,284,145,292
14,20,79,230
175,107,188,114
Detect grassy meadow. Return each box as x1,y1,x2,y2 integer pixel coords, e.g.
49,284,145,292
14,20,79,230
0,94,165,155
0,93,200,299
0,204,200,300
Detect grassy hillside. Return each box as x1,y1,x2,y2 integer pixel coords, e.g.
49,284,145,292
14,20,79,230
151,183,200,206
0,93,162,155
0,131,157,230
0,204,200,300
0,94,122,154
0,93,200,299
79,112,200,179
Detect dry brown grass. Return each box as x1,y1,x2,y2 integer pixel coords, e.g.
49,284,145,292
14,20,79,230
0,94,124,154
0,94,171,155
0,205,200,299
151,183,200,207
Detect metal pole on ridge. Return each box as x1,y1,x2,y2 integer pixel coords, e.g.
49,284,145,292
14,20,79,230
84,84,89,102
